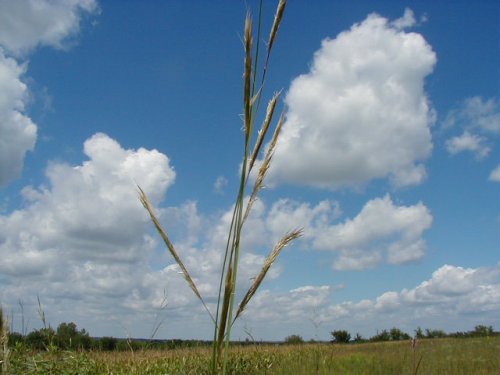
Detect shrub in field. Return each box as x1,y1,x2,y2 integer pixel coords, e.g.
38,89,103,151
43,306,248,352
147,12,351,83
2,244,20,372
472,325,494,337
284,334,304,345
353,333,366,343
425,328,446,339
26,327,55,350
370,329,391,342
332,330,351,343
138,0,299,374
389,327,411,341
331,330,351,343
414,327,424,339
98,336,118,351
55,322,92,350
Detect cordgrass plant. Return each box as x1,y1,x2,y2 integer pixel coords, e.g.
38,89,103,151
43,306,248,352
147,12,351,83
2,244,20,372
1,306,10,375
138,0,301,374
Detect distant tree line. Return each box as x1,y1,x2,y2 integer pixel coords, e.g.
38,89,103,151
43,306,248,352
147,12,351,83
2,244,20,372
284,325,498,345
329,325,497,344
6,322,498,351
7,322,218,352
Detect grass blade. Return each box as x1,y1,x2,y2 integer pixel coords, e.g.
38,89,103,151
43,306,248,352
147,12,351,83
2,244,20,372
138,186,215,324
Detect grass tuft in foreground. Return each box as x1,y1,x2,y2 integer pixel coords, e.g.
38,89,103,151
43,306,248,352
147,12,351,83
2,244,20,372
1,306,10,375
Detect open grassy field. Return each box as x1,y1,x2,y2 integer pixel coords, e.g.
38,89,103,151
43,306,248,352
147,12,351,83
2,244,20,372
8,336,500,375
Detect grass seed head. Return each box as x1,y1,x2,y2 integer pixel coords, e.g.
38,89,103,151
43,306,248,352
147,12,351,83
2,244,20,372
235,228,302,320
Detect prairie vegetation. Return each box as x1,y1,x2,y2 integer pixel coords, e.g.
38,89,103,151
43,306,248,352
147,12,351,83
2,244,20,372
1,1,498,375
6,335,500,375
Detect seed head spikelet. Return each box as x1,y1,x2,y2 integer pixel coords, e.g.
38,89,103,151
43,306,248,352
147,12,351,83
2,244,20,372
235,228,302,320
243,109,285,223
138,186,215,323
249,91,280,173
268,0,286,55
243,12,253,143
261,0,286,86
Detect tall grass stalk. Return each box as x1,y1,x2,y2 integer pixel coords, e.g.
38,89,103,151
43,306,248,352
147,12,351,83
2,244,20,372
139,1,298,374
0,306,10,375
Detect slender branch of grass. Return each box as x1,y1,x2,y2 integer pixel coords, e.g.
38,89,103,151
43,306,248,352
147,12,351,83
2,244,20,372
250,0,263,100
138,186,215,324
149,288,168,340
248,91,280,174
234,229,302,321
243,12,253,145
262,0,286,86
243,109,285,224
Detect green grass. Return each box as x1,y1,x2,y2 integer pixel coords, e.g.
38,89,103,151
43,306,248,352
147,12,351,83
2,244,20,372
9,337,500,375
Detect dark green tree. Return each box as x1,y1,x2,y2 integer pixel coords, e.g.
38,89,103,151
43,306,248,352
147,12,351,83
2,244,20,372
99,336,118,351
425,328,447,339
55,322,91,350
414,327,424,339
389,327,411,341
370,329,391,342
26,327,55,350
472,325,494,337
331,330,351,343
353,333,365,343
284,334,304,345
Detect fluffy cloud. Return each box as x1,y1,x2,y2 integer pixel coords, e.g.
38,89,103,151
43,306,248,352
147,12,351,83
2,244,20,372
233,264,500,339
444,96,500,134
213,176,228,194
0,134,329,336
313,195,432,270
0,0,98,187
268,9,436,189
0,0,98,56
489,165,500,182
330,264,500,331
0,51,37,186
209,195,432,272
444,97,500,160
0,134,176,331
1,133,175,272
445,131,490,159
1,145,435,338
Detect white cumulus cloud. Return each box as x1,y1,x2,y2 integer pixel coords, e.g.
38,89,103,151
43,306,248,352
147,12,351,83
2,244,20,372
443,96,500,162
0,133,180,336
313,195,432,270
444,96,500,134
0,133,175,276
489,165,500,182
230,264,500,339
268,9,436,189
0,0,98,56
0,0,98,187
445,131,490,159
0,51,37,186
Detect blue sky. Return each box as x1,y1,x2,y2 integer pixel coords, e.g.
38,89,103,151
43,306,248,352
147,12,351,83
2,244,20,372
0,0,499,341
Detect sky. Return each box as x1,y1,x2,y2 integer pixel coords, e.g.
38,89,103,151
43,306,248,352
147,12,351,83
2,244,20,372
0,0,499,342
